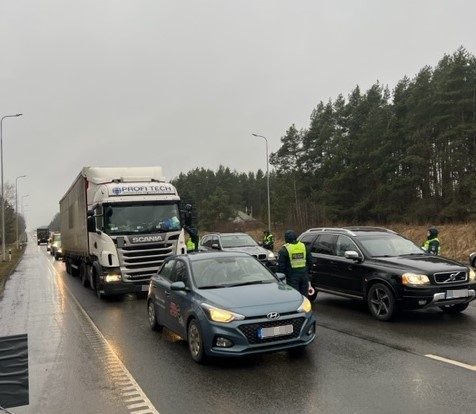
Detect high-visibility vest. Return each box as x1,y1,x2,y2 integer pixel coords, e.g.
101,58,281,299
284,242,306,268
186,240,196,251
422,238,440,255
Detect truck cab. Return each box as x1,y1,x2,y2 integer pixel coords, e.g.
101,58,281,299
60,167,187,298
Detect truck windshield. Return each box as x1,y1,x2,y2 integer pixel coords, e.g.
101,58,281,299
104,202,181,235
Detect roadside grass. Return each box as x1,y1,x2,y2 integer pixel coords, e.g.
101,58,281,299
0,245,25,296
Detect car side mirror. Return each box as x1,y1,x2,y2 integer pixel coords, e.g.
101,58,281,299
170,281,188,291
275,272,286,282
345,250,362,262
211,243,220,250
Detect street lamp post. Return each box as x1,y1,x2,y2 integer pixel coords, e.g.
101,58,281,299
15,175,27,249
1,113,23,260
252,133,271,233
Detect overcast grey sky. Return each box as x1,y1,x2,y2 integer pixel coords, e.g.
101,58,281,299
1,0,475,229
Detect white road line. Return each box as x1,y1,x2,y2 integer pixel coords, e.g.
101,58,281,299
425,354,476,372
46,259,160,414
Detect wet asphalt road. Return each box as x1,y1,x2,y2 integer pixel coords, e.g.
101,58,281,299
2,244,476,413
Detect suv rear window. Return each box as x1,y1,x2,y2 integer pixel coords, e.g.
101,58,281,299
313,234,337,255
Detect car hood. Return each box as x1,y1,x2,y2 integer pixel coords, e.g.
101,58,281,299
198,283,303,317
222,246,268,256
370,255,468,274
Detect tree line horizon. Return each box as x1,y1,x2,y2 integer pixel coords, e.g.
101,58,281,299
173,47,476,230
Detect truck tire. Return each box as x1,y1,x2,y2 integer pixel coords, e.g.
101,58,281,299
65,259,72,275
80,262,90,288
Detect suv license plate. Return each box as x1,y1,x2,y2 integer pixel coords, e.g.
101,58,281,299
258,324,293,339
446,289,468,299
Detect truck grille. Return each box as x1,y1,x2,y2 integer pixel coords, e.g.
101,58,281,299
118,241,176,282
433,271,467,284
238,317,305,344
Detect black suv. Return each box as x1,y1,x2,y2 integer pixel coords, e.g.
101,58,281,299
298,227,476,321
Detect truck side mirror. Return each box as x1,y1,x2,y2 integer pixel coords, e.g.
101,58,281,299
87,216,96,232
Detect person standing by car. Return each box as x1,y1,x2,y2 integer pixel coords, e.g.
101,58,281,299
278,230,311,296
186,237,196,252
262,230,274,251
422,227,440,255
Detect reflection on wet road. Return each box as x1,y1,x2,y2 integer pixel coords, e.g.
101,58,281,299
1,244,475,413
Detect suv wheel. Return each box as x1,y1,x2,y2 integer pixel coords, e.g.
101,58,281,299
367,283,396,321
440,303,469,314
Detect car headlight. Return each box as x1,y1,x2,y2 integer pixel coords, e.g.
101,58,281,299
105,273,121,283
297,297,312,313
469,268,476,282
202,303,244,323
401,273,430,286
267,251,275,260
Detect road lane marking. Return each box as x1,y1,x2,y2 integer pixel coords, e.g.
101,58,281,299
425,354,476,372
46,259,160,414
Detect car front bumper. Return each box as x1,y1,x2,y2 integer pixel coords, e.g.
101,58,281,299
400,283,476,309
201,313,316,357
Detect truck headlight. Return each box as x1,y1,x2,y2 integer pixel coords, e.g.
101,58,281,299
202,304,244,323
57,248,62,254
297,297,312,313
105,273,121,283
469,268,476,282
402,273,430,286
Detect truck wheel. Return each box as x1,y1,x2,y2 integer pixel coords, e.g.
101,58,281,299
65,260,72,275
367,283,396,321
440,303,469,314
93,272,104,299
80,263,89,288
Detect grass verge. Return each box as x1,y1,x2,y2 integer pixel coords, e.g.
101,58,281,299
0,245,26,296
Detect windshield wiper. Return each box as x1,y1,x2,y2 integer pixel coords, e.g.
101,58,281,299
199,285,226,289
227,280,272,287
372,255,395,258
398,253,426,256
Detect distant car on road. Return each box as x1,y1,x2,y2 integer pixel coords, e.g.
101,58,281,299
298,227,476,321
147,252,316,363
199,233,277,270
470,252,476,268
50,233,62,260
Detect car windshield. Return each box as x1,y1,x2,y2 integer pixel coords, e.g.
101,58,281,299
191,256,276,289
358,234,424,257
220,234,257,248
104,202,181,235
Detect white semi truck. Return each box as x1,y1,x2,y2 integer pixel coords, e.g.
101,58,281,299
60,167,187,298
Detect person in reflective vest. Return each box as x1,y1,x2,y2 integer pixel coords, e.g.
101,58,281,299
186,238,196,252
262,230,274,251
422,227,440,255
277,230,311,296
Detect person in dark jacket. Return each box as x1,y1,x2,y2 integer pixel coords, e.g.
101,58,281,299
277,230,311,296
422,227,440,255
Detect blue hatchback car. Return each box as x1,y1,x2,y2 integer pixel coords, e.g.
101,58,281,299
147,251,316,363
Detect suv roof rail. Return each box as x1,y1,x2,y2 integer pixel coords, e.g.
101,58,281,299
344,226,396,234
306,227,356,236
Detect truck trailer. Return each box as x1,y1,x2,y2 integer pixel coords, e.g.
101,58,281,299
60,166,186,298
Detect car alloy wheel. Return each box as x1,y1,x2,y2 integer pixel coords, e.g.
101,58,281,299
368,283,395,321
188,320,206,363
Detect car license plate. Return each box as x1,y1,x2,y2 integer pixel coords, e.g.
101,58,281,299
446,289,468,299
141,285,150,292
258,324,293,339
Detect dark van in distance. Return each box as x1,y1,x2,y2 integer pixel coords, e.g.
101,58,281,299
36,226,49,245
